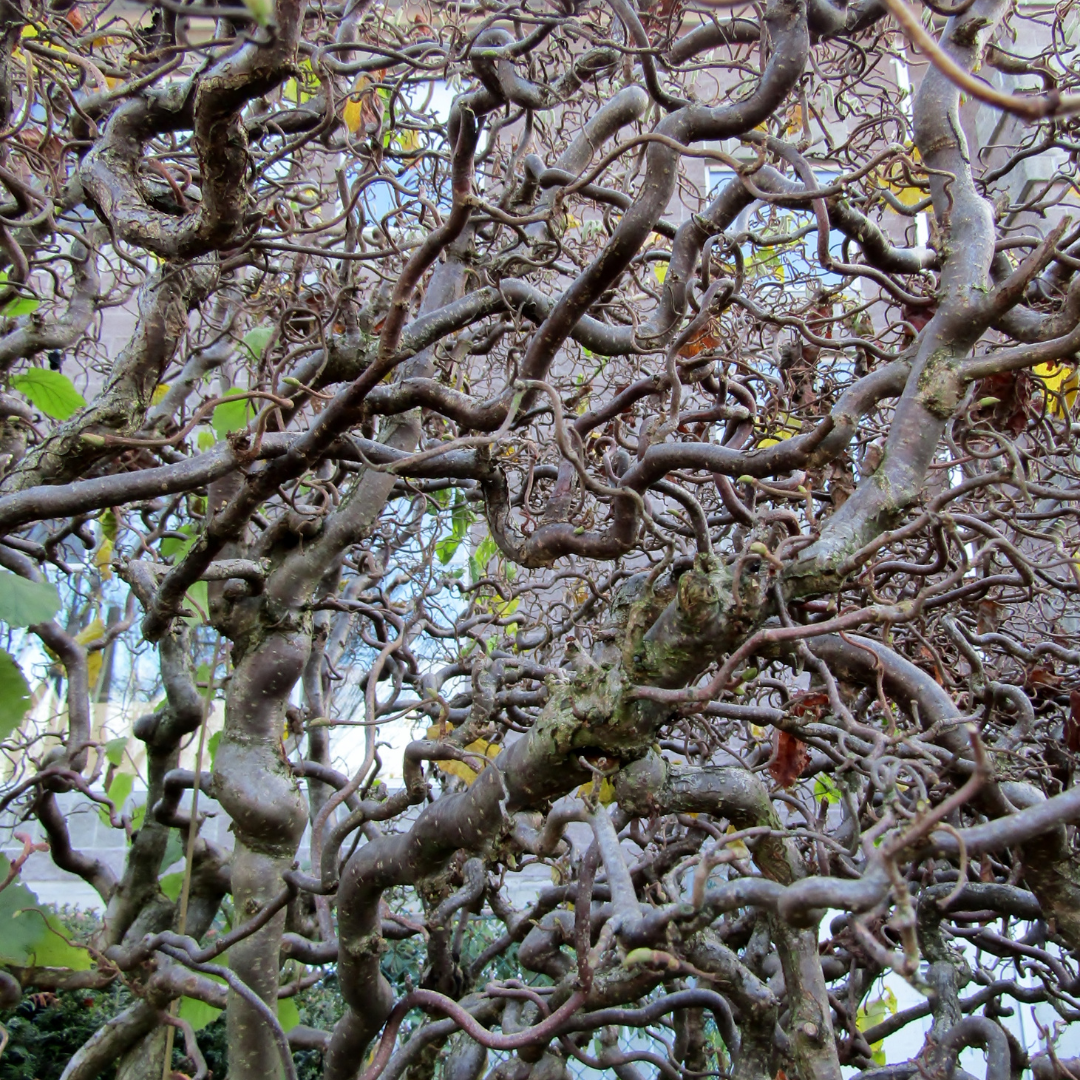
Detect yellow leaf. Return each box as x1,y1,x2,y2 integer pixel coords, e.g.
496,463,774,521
724,824,750,860
93,538,113,580
284,59,317,104
76,618,106,689
427,727,501,786
878,176,924,207
653,261,668,284
575,777,617,804
396,127,421,153
76,619,106,646
87,651,103,689
758,412,799,449
344,76,373,131
494,596,519,619
878,148,924,208
1034,362,1078,417
151,383,169,405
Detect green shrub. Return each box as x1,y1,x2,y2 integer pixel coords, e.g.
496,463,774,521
1,983,133,1080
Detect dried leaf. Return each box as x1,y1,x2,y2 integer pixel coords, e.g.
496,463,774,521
974,371,1034,435
976,599,1002,636
770,731,810,788
1067,691,1080,753
916,644,944,686
789,692,829,717
677,322,720,359
1026,666,1063,691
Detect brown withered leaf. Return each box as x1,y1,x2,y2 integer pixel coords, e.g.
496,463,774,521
1066,690,1080,753
1026,666,1064,693
770,731,810,788
677,324,720,359
916,644,944,686
976,599,1003,636
973,371,1034,436
901,301,935,337
789,692,829,718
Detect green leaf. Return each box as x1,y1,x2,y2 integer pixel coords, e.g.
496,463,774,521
857,986,897,1067
104,736,128,767
161,524,197,561
1,296,41,318
179,995,223,1032
99,509,118,543
207,730,222,768
159,871,184,902
278,997,300,1032
0,856,91,970
0,859,50,965
197,428,216,451
242,325,274,361
469,533,499,585
99,771,134,825
240,0,273,24
0,649,31,740
436,535,464,565
0,570,61,626
183,580,208,626
27,915,93,970
212,390,256,439
814,775,841,805
161,830,185,874
11,369,85,420
436,493,475,565
451,495,474,536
